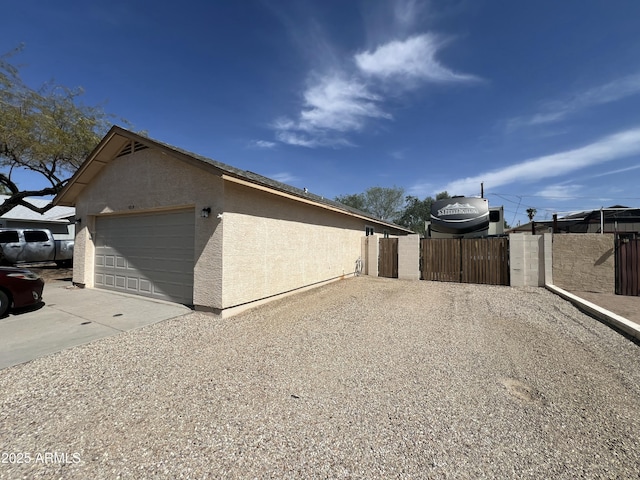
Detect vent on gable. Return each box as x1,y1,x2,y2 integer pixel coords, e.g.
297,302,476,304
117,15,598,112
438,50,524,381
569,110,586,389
116,141,149,157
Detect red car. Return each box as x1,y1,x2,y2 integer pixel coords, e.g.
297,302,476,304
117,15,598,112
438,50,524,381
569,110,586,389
0,266,45,317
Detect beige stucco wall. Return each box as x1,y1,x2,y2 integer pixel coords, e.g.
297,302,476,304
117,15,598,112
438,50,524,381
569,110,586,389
221,181,369,309
73,149,224,308
72,146,410,312
552,233,615,293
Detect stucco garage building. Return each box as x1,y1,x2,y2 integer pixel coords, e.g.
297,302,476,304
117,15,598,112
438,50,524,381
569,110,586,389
54,126,411,316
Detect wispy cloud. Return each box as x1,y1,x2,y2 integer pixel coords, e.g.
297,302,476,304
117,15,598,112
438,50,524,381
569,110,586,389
274,74,391,147
355,34,479,84
393,0,422,30
589,163,640,178
507,73,640,131
248,140,277,149
273,74,389,148
274,23,479,147
269,172,299,184
536,184,583,200
390,149,406,160
436,127,640,195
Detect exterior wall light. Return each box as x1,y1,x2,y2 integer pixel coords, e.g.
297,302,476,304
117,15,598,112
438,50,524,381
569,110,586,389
201,207,211,218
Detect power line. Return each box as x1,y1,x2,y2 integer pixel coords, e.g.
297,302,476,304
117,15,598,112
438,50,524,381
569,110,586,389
487,192,640,201
511,196,522,227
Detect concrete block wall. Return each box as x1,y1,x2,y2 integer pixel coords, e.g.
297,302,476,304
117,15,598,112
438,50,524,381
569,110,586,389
365,235,379,277
362,232,615,293
509,234,545,287
552,233,615,293
398,235,420,280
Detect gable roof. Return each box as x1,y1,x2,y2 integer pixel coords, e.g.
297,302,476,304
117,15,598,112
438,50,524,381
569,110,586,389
54,126,413,233
0,195,75,223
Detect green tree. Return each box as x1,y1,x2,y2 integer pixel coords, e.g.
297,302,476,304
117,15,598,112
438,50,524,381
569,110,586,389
336,186,405,221
396,191,450,235
0,47,118,216
364,186,404,221
334,193,367,212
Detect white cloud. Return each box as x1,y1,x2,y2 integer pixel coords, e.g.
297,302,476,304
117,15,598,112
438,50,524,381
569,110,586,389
274,130,323,148
536,184,583,200
274,74,391,147
248,140,277,149
276,33,479,148
578,73,640,107
355,34,479,84
299,75,390,132
438,127,640,195
589,163,640,178
507,73,640,130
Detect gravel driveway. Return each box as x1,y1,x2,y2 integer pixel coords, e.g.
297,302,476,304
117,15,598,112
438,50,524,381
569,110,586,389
1,277,639,478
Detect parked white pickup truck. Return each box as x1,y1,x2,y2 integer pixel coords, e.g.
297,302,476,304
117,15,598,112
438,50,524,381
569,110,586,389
0,228,74,267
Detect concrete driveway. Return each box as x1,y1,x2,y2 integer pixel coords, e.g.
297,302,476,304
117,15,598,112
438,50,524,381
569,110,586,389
0,281,191,369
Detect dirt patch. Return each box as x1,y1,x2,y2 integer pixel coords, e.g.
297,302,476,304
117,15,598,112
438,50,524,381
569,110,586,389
501,378,546,406
20,262,73,283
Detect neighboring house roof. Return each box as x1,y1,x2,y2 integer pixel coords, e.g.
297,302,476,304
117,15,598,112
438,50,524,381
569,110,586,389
506,221,553,234
54,125,414,234
507,206,640,234
566,206,640,220
0,195,75,223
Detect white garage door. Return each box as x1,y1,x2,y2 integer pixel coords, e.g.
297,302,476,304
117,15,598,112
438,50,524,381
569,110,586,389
94,209,195,304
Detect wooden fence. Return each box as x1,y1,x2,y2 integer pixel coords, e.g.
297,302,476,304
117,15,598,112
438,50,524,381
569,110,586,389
421,237,509,285
616,235,640,296
378,238,398,278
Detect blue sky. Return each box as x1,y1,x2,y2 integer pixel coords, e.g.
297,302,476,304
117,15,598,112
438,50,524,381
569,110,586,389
4,0,640,226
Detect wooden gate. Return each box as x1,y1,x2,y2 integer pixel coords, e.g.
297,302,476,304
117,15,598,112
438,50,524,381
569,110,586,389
616,234,640,296
421,237,509,285
379,238,398,278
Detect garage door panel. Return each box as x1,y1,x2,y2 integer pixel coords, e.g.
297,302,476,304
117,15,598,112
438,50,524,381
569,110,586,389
126,257,155,271
126,277,138,291
139,279,152,294
95,210,195,304
149,271,193,284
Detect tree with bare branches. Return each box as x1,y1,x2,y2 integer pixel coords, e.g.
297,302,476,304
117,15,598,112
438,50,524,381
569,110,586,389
0,47,116,216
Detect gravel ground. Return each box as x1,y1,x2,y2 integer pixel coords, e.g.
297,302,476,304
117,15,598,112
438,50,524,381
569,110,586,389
1,277,639,479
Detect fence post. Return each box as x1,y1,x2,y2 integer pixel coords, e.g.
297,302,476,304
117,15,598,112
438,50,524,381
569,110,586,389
544,233,553,286
366,235,379,277
398,235,420,280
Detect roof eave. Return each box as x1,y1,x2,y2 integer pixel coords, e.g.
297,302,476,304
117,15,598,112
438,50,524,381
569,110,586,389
53,126,414,233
